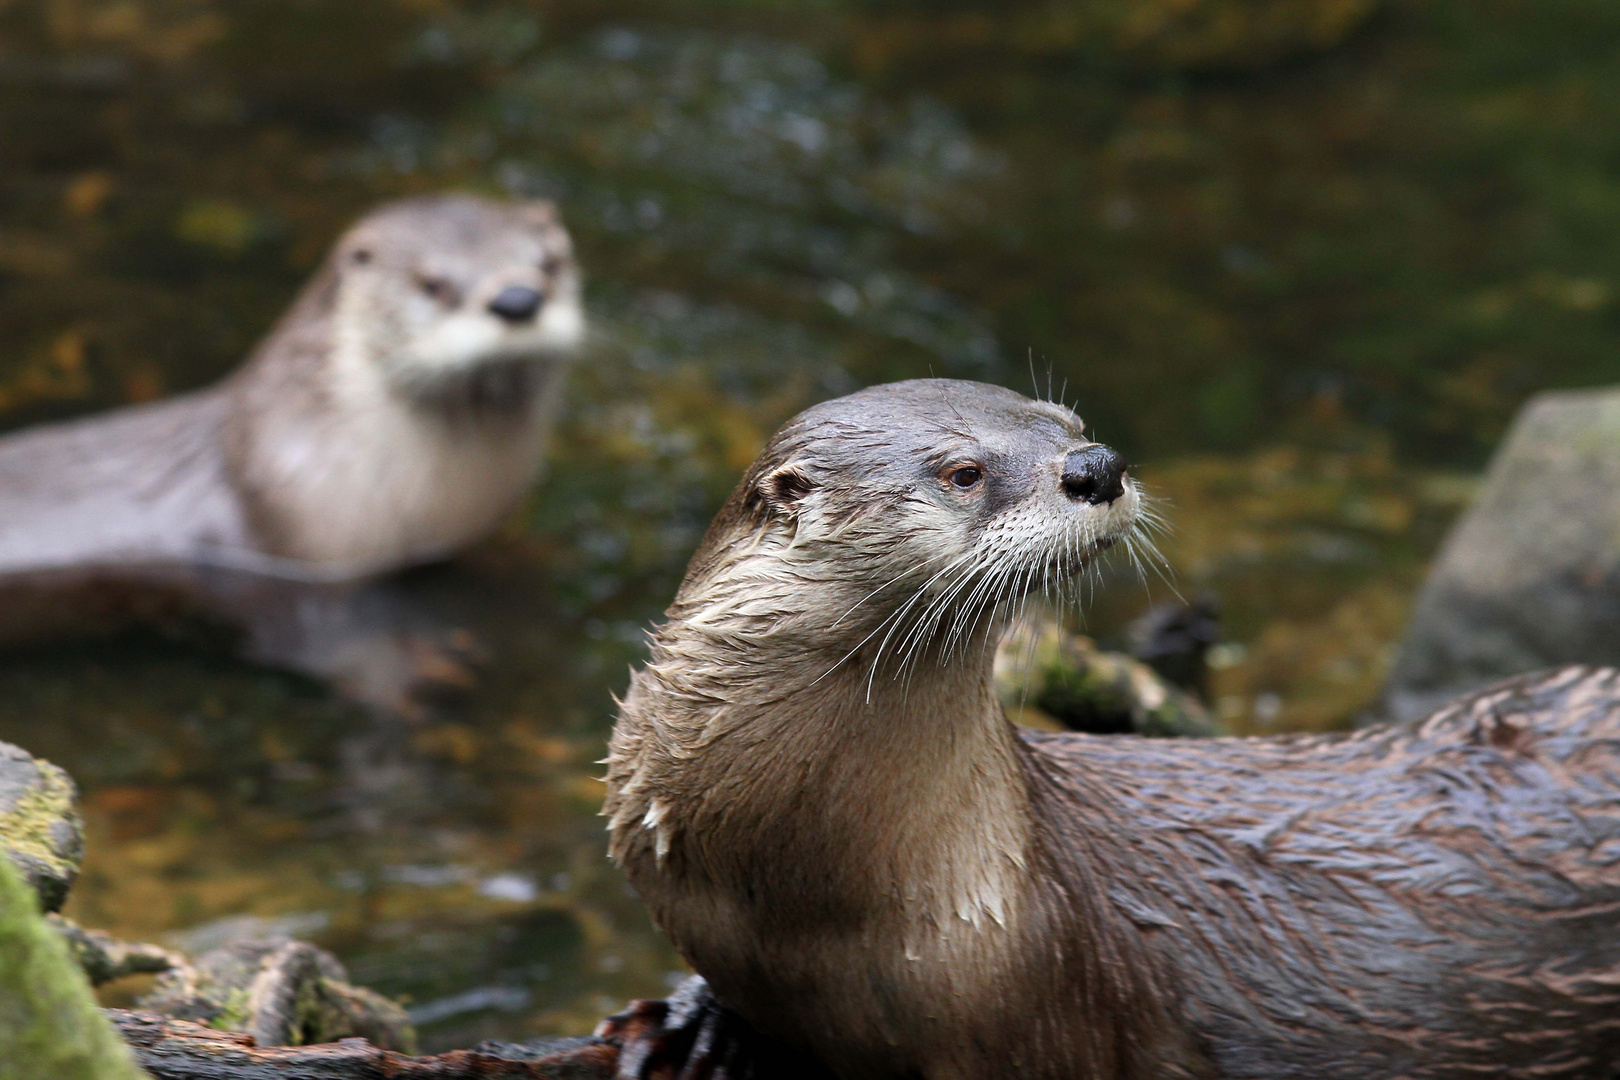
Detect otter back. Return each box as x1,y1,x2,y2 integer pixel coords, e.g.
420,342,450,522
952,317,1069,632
0,390,247,575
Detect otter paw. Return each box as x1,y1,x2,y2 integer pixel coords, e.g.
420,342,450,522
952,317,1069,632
598,976,820,1080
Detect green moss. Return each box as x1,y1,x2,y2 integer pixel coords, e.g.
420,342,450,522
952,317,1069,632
143,940,415,1053
329,984,416,1056
0,855,145,1080
208,987,253,1033
1001,621,1217,737
1,765,79,876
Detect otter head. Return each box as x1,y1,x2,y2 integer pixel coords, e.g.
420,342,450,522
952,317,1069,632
680,379,1145,672
328,194,584,407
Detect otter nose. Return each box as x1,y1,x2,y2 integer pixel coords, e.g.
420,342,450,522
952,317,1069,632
488,286,543,323
1061,445,1127,505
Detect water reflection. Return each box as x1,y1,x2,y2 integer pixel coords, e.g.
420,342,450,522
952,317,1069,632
3,555,686,1050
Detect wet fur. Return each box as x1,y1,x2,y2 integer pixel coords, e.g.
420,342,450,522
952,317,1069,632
607,379,1620,1079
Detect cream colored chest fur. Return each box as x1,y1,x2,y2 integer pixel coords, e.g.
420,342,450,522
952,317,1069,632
234,345,559,572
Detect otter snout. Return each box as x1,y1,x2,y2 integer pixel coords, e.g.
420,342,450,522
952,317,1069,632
488,285,544,323
1061,445,1127,505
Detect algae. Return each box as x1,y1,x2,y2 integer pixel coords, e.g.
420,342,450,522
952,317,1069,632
0,854,145,1080
997,620,1217,737
0,746,83,914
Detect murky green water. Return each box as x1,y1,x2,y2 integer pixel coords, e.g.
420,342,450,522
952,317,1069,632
2,0,1619,1052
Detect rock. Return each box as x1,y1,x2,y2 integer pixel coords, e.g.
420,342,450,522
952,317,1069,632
138,935,416,1053
1381,388,1620,723
0,741,84,913
0,850,146,1079
996,619,1217,737
0,742,419,1070
49,914,184,987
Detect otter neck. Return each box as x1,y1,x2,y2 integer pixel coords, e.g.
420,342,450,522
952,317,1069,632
611,611,1035,946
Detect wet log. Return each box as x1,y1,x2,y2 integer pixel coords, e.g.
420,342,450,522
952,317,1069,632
107,976,800,1080
107,1010,618,1080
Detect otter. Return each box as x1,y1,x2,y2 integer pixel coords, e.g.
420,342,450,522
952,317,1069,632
0,193,583,580
0,195,581,708
606,378,1620,1080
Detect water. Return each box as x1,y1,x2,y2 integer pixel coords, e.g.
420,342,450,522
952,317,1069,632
1,0,1616,1052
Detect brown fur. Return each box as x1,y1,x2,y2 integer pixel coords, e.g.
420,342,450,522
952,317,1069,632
607,379,1620,1079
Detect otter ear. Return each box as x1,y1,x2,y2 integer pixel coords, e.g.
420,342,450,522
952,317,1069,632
760,464,816,518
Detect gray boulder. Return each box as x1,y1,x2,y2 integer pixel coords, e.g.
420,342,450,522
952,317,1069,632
1382,387,1620,723
0,741,83,912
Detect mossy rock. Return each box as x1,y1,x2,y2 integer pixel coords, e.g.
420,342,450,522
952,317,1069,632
0,742,83,914
138,936,415,1053
997,620,1216,737
0,852,146,1079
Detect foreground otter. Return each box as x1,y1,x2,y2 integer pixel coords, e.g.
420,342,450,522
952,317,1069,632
0,194,582,580
606,379,1620,1079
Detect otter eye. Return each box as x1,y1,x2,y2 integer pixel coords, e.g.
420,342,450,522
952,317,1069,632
349,249,372,266
947,466,983,489
417,275,453,301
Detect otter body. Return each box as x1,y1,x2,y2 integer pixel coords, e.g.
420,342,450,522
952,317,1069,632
0,390,245,574
0,194,583,580
606,379,1620,1080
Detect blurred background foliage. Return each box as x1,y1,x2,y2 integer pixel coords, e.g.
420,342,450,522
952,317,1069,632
2,0,1618,1050
5,0,1620,459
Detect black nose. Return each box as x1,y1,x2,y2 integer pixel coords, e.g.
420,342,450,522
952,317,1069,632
1061,445,1127,505
487,286,543,323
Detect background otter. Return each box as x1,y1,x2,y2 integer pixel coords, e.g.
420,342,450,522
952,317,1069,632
0,193,582,579
607,379,1620,1080
0,195,582,707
